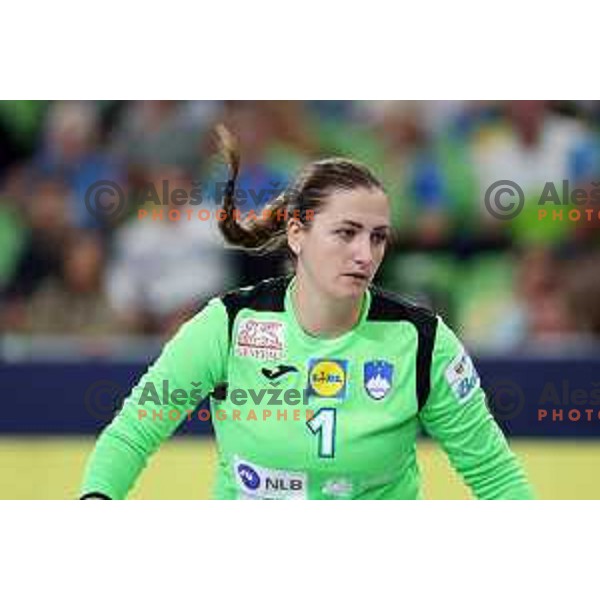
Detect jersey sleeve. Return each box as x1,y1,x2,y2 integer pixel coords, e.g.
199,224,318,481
418,317,534,499
80,297,229,499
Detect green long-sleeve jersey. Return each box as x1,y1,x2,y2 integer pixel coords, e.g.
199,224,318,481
81,276,534,500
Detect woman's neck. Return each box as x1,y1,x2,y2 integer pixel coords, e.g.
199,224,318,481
292,277,364,338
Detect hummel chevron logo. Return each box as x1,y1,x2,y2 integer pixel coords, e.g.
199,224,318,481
261,365,299,386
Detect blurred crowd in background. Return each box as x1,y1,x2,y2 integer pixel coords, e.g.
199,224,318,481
1,100,600,355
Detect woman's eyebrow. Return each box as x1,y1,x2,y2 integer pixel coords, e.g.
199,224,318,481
337,219,363,228
336,219,390,231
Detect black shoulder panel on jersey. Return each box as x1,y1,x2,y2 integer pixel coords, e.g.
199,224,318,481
220,275,291,342
368,287,439,412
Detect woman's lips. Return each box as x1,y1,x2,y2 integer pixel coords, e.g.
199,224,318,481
343,273,369,281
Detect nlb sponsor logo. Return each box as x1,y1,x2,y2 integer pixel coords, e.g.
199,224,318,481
233,457,307,500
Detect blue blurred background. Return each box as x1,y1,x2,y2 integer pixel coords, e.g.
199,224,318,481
2,100,600,498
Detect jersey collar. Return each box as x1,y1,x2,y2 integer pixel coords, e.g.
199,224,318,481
284,276,372,346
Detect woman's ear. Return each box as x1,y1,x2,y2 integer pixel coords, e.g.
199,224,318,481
286,218,303,256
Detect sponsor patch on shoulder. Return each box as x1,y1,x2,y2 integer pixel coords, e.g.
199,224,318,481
444,350,480,404
235,318,285,360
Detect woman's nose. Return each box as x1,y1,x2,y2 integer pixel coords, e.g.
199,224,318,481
352,236,373,265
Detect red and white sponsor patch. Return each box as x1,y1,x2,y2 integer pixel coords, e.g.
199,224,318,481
235,318,285,360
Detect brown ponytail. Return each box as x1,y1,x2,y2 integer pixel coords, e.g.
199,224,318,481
214,124,288,254
214,123,385,255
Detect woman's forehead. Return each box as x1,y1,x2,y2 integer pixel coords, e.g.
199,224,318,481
318,187,391,224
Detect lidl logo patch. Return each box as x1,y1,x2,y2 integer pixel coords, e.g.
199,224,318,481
307,359,348,399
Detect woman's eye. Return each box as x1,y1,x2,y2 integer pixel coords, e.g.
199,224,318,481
372,232,387,245
336,229,356,240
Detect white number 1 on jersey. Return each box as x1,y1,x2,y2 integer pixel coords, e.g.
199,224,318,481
306,408,336,458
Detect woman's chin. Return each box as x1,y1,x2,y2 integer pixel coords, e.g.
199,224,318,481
334,277,369,299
